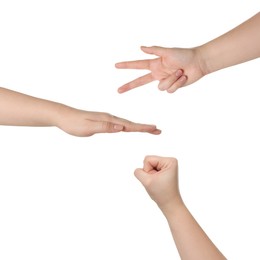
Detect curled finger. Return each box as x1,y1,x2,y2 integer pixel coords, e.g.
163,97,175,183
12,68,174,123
167,75,188,94
158,69,183,91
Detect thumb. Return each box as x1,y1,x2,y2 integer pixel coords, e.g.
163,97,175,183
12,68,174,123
141,46,167,56
134,168,149,186
90,121,124,134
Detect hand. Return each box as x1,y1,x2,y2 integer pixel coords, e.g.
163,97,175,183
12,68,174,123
134,156,182,209
116,46,206,94
55,106,161,137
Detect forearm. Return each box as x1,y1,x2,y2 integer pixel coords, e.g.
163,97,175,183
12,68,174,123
0,87,64,127
161,202,226,260
198,12,260,75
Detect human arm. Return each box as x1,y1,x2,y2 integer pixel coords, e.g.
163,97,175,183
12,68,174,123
0,87,161,136
134,156,226,260
116,12,260,94
199,11,260,75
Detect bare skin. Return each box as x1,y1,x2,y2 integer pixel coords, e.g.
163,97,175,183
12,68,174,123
116,12,260,94
0,87,161,137
135,156,226,260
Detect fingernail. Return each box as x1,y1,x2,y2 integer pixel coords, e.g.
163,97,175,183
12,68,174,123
152,129,162,135
118,88,123,94
180,75,187,81
114,124,124,131
159,84,167,91
175,70,183,77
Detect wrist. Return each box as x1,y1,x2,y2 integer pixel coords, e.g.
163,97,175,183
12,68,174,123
194,45,212,76
158,197,185,218
48,102,71,128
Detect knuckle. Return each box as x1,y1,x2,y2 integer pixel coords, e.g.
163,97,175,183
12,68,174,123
102,113,113,121
144,155,154,163
169,157,178,165
143,155,150,164
102,121,112,131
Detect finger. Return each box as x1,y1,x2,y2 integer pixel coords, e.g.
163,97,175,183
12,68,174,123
88,120,124,135
143,155,162,173
167,75,188,94
158,69,183,91
115,59,150,70
118,73,154,93
141,46,169,57
143,156,176,173
123,122,161,135
149,128,162,135
92,113,161,135
121,123,161,135
88,121,161,136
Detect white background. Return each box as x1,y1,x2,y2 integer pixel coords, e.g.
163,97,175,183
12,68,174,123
0,1,259,259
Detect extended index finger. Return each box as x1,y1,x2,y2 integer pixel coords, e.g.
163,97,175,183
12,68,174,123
118,73,154,93
115,59,150,70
